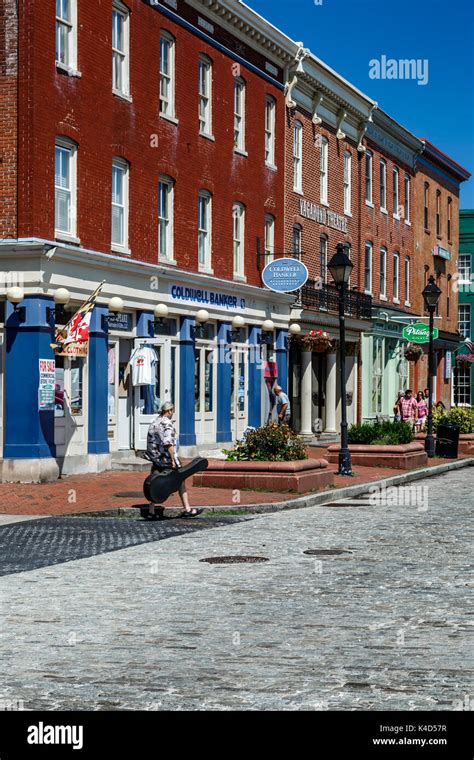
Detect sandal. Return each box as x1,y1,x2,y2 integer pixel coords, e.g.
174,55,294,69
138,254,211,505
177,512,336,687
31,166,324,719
182,508,203,519
146,506,165,521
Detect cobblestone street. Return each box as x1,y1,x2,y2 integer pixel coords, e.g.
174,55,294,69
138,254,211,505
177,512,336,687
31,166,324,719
0,469,472,711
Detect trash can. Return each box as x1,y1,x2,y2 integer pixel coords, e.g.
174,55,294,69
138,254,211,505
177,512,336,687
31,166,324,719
435,422,460,458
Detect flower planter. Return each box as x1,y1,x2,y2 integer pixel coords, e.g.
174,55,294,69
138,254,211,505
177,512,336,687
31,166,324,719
300,330,332,354
193,457,334,493
415,432,474,455
327,442,428,470
404,344,423,362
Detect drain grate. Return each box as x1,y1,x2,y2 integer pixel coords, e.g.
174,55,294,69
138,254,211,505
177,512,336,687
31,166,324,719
303,548,353,556
200,555,269,564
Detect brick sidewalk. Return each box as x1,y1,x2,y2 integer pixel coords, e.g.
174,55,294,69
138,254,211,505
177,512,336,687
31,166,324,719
0,449,468,516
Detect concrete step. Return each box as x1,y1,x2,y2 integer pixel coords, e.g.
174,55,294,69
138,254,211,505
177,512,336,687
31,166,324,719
111,458,150,472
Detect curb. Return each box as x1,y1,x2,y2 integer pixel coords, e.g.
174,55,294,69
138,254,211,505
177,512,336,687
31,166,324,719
67,456,473,519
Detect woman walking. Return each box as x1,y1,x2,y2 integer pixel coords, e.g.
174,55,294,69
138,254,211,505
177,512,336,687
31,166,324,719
415,391,428,432
146,402,202,519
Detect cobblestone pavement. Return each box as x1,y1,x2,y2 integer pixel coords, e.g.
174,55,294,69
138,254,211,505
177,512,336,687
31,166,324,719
0,469,472,711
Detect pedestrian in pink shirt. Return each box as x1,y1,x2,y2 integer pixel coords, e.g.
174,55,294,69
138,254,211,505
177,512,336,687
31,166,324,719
416,391,428,431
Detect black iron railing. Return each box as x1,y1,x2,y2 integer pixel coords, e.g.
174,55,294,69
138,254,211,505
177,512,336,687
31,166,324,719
301,280,373,320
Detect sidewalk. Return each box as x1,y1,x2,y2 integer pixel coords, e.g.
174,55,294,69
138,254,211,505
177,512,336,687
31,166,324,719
0,448,471,516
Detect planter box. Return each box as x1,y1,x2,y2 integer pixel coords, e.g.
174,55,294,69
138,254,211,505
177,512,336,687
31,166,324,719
415,432,474,455
193,458,334,493
327,442,428,470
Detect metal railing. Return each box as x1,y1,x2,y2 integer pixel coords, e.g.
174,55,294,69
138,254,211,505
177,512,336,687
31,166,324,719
301,280,372,320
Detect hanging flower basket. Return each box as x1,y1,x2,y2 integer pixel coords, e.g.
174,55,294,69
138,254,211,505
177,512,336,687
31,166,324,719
404,343,423,362
456,353,474,369
301,329,332,353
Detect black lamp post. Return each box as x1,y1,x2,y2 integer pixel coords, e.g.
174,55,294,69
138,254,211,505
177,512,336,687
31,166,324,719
328,243,354,476
422,275,442,457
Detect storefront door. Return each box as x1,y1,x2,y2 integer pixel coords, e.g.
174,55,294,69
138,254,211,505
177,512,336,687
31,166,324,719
133,337,172,450
54,355,87,457
195,343,217,445
231,347,248,440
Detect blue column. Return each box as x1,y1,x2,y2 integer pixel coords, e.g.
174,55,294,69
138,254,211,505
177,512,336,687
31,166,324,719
88,304,109,455
248,325,262,428
276,329,289,394
4,296,56,459
179,316,196,446
216,322,232,443
137,310,154,338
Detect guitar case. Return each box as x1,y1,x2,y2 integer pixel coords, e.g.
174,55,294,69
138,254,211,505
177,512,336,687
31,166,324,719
143,457,209,504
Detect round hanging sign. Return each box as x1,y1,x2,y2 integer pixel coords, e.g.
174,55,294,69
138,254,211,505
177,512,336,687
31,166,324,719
262,258,309,293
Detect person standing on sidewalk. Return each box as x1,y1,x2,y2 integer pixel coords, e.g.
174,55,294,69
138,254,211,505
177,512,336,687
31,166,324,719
146,402,202,519
399,389,418,430
415,391,428,431
274,385,291,426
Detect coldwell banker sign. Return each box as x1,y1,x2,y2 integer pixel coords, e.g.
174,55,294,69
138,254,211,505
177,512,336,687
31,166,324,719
262,258,309,293
402,322,439,344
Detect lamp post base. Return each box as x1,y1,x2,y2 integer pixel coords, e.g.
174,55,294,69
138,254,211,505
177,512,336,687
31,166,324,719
425,434,436,458
338,447,353,476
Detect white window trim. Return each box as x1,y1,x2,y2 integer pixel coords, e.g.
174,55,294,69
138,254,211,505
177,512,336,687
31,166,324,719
458,304,471,338
55,137,78,241
393,252,400,303
365,151,373,205
111,157,130,254
458,253,472,284
380,247,387,299
293,121,303,194
404,174,411,223
264,214,275,264
233,203,246,280
160,31,176,119
404,256,410,305
112,1,130,98
198,55,213,138
234,78,246,153
392,166,399,219
265,96,276,168
364,241,373,295
56,0,79,74
380,159,387,212
320,136,328,205
198,191,213,274
158,175,175,264
344,151,351,215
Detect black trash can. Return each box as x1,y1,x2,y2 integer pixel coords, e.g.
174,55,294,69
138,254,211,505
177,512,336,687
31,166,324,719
435,422,460,458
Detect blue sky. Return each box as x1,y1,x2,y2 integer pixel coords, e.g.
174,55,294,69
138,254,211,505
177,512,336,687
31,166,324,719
248,0,474,207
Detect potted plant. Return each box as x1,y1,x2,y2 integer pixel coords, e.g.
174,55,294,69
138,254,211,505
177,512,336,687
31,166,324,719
301,329,332,353
404,343,423,361
455,353,474,369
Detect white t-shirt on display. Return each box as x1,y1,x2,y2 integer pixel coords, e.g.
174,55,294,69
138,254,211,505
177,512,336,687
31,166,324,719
129,346,157,386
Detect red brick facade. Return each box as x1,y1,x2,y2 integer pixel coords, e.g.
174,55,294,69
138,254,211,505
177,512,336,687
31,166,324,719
0,0,18,239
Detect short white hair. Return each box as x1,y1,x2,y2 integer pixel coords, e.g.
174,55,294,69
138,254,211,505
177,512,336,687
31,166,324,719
274,385,282,392
160,401,175,415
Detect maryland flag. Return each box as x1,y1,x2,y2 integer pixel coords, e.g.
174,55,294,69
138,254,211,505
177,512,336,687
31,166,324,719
51,282,104,357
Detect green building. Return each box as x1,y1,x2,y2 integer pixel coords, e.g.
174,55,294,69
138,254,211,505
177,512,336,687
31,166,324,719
457,210,474,405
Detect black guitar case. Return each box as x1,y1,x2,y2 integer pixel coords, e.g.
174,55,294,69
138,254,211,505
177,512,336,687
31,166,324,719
143,457,209,504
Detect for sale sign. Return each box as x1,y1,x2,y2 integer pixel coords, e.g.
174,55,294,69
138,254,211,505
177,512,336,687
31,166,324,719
39,359,56,411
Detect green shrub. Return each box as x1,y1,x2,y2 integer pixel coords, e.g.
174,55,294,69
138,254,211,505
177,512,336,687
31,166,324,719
348,420,414,445
223,423,307,462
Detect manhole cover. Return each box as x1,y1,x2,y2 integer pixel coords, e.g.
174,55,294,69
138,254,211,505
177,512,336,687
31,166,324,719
200,556,269,564
303,549,353,556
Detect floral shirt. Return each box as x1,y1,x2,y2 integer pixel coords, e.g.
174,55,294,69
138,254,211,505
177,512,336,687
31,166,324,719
147,416,181,468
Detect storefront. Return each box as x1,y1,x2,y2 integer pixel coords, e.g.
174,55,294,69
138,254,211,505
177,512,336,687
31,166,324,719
0,243,293,482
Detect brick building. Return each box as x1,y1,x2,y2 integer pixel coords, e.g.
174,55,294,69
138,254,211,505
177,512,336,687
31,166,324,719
0,0,297,481
456,210,474,406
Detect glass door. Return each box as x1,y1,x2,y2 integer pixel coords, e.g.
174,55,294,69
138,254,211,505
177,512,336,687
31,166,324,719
133,337,172,450
231,347,248,440
195,343,217,444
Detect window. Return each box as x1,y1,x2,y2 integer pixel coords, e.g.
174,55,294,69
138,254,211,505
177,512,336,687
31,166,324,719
112,1,130,96
372,337,383,415
55,138,77,237
320,136,328,204
264,214,275,263
293,224,302,255
458,304,471,338
380,159,387,211
380,247,387,298
436,190,441,236
70,358,84,416
404,174,410,222
424,183,429,229
233,203,245,278
365,151,373,204
405,256,410,304
158,176,174,261
320,235,328,284
364,241,373,293
56,0,76,69
160,32,175,117
198,56,212,135
448,197,452,240
111,158,129,251
293,121,302,192
343,152,351,214
456,367,471,405
393,252,400,301
198,191,212,271
265,97,276,166
234,78,246,151
392,166,399,217
459,253,472,282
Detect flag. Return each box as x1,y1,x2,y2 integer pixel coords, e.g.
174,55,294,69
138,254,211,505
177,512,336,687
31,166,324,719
51,282,104,357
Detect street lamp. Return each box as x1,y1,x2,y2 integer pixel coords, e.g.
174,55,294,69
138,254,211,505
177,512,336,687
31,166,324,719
328,243,354,476
422,275,442,458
